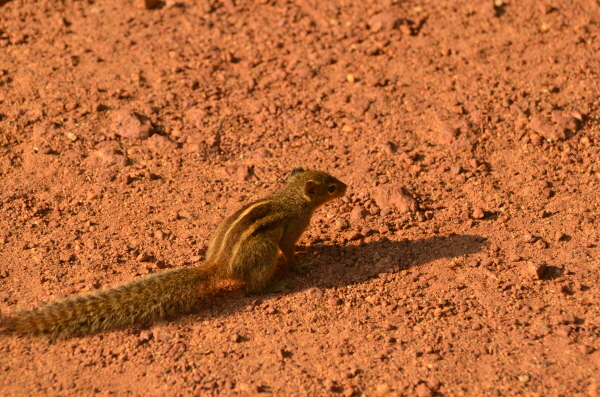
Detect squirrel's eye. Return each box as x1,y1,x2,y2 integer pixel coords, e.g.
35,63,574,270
328,185,337,193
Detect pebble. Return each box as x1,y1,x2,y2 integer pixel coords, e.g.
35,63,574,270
438,123,458,145
324,379,336,392
369,206,381,215
137,252,151,262
380,208,393,217
231,333,242,343
335,219,350,231
374,186,419,213
305,287,323,298
415,383,433,397
522,232,537,244
134,0,159,9
450,164,463,175
472,207,485,219
481,258,493,267
554,325,571,337
508,254,521,262
113,109,153,139
139,330,153,342
579,344,594,355
349,232,364,241
350,206,367,221
361,227,375,237
559,313,576,324
471,322,482,331
554,231,565,242
535,239,547,249
346,74,355,83
59,253,75,262
526,262,547,279
39,146,53,155
376,384,391,394
529,114,565,141
328,297,343,306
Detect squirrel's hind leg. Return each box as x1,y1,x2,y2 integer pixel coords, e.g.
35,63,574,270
231,236,281,294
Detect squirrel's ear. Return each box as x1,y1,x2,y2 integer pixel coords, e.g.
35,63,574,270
287,166,305,182
290,166,305,176
304,180,317,196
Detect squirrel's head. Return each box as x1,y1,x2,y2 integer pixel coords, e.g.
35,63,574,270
287,166,347,207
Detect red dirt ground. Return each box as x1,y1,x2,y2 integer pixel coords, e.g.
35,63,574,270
1,0,600,395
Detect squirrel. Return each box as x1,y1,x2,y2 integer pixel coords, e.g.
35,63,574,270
0,167,347,339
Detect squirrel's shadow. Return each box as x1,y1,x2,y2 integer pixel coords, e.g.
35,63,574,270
190,233,485,323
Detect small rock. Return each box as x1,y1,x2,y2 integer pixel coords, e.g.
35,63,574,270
481,258,493,267
415,383,433,397
551,111,581,133
368,12,400,32
373,186,419,213
328,297,343,306
555,325,571,337
59,253,75,262
350,206,367,221
438,123,458,145
518,374,530,383
113,109,153,139
231,333,242,343
508,254,521,262
305,287,323,298
335,219,350,231
579,345,594,355
376,383,391,394
224,165,253,182
535,239,547,249
526,262,547,279
529,114,565,141
139,330,153,342
361,227,375,237
523,233,537,244
450,164,463,175
472,207,485,219
349,232,364,241
39,146,53,155
134,0,159,9
147,134,178,152
137,252,151,262
471,322,482,331
555,231,565,242
324,379,336,392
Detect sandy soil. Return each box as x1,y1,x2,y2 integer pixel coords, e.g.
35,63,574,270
1,0,599,395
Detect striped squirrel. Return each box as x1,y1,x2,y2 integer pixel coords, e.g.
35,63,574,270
0,167,347,338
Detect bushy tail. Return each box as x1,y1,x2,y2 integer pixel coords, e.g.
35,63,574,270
0,266,215,339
